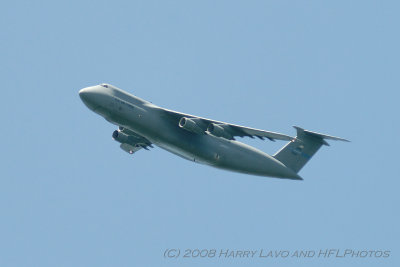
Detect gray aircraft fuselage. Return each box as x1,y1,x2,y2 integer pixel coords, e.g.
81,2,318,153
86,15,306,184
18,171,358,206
79,84,303,179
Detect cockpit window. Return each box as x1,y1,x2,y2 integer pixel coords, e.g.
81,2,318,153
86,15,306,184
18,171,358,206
100,84,109,88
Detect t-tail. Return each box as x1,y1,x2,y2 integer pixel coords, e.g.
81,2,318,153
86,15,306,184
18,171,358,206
273,126,349,175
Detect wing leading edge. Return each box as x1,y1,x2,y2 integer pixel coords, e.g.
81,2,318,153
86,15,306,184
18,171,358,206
160,108,293,141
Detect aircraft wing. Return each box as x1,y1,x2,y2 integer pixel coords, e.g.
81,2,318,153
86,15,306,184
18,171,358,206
119,127,153,147
113,127,153,154
119,143,144,154
160,108,293,141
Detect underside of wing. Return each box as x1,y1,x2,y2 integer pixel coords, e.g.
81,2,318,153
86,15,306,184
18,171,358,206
119,143,143,154
112,127,153,154
160,108,293,141
225,124,293,141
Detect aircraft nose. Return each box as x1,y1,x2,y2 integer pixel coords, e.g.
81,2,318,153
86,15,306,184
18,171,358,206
79,87,91,101
79,86,98,110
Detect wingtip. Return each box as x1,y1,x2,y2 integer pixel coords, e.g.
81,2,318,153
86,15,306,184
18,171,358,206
284,172,303,180
293,174,303,180
285,175,303,181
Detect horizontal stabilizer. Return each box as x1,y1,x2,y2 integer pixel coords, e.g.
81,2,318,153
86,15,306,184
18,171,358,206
293,126,350,146
273,127,349,173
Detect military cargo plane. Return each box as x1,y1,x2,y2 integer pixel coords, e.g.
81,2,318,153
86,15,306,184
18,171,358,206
79,84,348,180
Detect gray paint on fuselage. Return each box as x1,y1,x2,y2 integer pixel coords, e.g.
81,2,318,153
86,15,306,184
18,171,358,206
79,84,301,179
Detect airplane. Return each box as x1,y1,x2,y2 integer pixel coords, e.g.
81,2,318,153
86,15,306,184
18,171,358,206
79,83,349,180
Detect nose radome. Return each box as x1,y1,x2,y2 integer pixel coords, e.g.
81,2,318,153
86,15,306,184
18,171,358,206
79,86,99,110
79,87,86,95
79,86,99,102
79,87,92,100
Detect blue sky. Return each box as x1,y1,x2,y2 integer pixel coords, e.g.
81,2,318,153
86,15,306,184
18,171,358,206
0,0,398,266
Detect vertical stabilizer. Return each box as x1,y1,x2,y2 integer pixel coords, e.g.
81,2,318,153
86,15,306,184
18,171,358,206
273,126,349,173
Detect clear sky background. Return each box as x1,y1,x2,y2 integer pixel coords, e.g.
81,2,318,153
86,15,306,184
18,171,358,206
0,1,398,266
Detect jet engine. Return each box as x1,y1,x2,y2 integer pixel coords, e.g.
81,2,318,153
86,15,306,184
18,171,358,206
207,123,233,140
112,130,129,144
112,130,141,145
179,117,204,135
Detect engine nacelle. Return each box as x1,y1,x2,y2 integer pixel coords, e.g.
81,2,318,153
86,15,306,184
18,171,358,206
207,123,233,140
179,117,204,135
112,130,141,145
112,130,129,144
